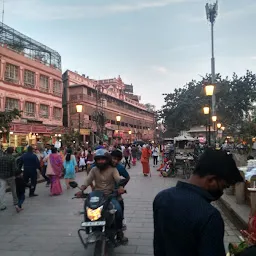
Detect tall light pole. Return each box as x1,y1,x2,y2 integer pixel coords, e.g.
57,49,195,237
205,1,218,116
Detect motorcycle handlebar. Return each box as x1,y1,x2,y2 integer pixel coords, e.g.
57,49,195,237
71,188,127,199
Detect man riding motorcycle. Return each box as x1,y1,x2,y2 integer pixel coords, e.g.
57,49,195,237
81,148,128,244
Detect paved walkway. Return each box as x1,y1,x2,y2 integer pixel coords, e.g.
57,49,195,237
0,163,241,256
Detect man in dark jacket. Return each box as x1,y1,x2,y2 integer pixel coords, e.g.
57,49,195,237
153,149,243,256
18,146,40,197
0,147,19,211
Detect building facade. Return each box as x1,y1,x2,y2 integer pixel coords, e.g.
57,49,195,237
0,22,63,148
63,70,155,144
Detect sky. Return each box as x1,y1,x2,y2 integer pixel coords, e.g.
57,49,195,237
3,0,256,109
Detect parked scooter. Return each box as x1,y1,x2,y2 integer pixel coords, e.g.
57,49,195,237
70,181,128,256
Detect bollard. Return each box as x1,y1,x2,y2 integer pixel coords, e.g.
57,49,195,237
249,189,256,216
235,171,245,204
248,178,256,216
226,185,235,195
235,182,245,204
251,193,256,217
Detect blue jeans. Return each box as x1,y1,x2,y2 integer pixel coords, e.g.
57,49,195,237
111,198,123,230
18,193,25,208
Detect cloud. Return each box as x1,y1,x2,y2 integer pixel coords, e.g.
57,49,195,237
6,0,200,21
169,43,202,52
152,66,169,74
250,56,256,60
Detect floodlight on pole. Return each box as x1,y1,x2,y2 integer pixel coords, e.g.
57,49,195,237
205,1,218,24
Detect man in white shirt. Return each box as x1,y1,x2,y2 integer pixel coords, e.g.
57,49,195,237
152,145,159,167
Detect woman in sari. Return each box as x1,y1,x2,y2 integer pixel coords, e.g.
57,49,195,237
44,147,63,196
141,145,152,176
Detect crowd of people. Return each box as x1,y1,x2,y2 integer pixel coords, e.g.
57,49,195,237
0,141,161,213
1,140,256,255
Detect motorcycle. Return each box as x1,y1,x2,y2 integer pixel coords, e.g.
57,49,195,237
70,181,127,256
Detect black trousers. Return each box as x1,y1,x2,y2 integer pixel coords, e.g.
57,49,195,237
119,200,124,219
23,171,37,196
124,157,130,168
153,156,158,165
42,165,50,184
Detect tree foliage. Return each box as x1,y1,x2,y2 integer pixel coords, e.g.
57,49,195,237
161,71,256,135
0,109,22,132
145,103,156,112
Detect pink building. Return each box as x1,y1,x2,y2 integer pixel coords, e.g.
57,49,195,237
0,23,63,148
63,70,156,144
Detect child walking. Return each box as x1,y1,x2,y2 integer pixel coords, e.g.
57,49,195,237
15,170,26,212
63,149,77,189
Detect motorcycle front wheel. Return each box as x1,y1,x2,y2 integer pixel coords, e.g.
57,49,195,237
94,238,115,256
94,239,106,256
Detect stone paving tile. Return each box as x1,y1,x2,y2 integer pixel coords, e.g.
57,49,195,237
0,162,241,255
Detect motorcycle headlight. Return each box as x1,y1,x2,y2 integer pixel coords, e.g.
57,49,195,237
86,206,103,221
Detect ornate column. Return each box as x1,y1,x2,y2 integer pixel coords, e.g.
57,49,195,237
49,77,53,93
0,59,6,80
35,103,39,119
20,98,25,117
0,93,4,111
19,67,24,86
35,72,40,89
49,105,53,121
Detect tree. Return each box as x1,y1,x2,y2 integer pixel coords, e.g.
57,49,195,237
62,129,80,146
91,110,107,141
161,71,256,135
0,109,22,132
145,103,156,112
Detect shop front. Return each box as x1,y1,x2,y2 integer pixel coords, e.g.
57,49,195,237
1,123,63,150
80,128,91,144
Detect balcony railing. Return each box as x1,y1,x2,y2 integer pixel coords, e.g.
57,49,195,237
39,87,49,93
5,106,19,111
71,94,153,121
24,83,35,89
5,76,19,84
39,113,49,119
53,115,61,120
24,112,35,117
53,91,62,97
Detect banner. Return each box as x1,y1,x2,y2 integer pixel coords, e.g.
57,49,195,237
80,129,91,135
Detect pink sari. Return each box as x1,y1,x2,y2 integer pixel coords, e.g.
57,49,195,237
49,154,63,196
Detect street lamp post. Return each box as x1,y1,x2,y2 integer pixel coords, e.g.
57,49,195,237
116,115,121,140
203,106,210,144
212,115,217,144
128,130,132,143
116,115,121,130
76,104,83,144
216,122,221,143
203,83,215,146
205,1,218,115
